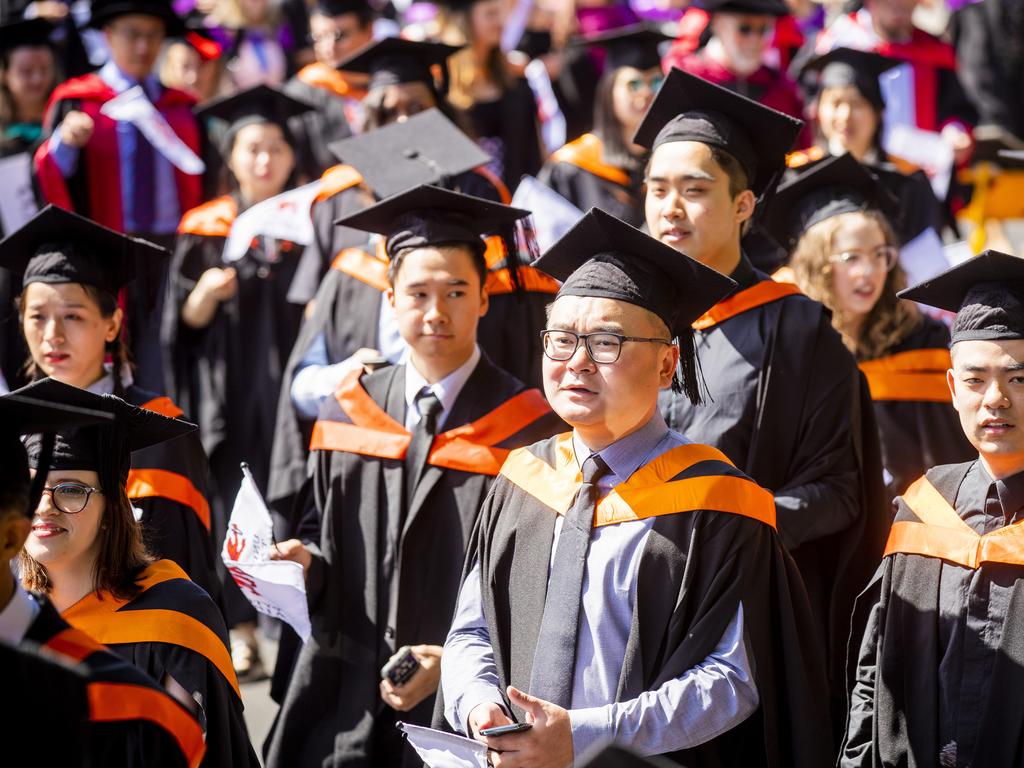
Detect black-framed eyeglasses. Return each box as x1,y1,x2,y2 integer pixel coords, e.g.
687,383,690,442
40,482,103,514
540,329,673,364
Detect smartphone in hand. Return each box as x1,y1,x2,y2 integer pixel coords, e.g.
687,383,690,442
479,723,533,737
381,646,420,686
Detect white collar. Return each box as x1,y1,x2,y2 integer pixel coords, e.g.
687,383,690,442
404,345,482,430
0,583,39,645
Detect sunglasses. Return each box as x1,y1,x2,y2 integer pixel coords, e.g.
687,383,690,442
625,75,665,94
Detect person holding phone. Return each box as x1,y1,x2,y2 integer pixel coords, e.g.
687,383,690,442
439,209,832,767
266,185,562,768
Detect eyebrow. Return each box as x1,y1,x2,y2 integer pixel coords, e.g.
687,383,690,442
404,278,471,288
27,302,87,310
962,362,1024,373
646,171,716,183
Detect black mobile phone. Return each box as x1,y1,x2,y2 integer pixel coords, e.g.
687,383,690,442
479,723,533,737
381,646,420,686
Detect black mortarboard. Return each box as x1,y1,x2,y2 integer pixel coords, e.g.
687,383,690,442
195,84,313,132
898,251,1024,345
573,24,672,72
762,153,898,249
694,0,789,15
311,0,373,17
535,207,736,402
335,183,530,259
0,18,54,53
577,745,676,767
16,378,196,489
89,0,185,35
801,47,899,112
338,37,461,91
0,205,167,295
327,108,491,198
0,382,113,517
633,67,804,197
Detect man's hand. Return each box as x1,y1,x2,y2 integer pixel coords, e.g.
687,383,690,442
379,644,442,712
478,686,574,768
270,538,312,574
468,701,514,739
60,111,94,148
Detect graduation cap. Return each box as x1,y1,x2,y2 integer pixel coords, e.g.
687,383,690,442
0,18,55,53
0,382,113,517
88,0,185,35
633,67,804,197
335,183,530,262
195,84,314,132
762,153,898,249
327,108,491,198
15,378,196,488
337,37,462,91
800,47,899,112
694,0,789,15
0,204,167,295
899,251,1024,346
572,24,673,72
535,207,736,402
310,0,374,17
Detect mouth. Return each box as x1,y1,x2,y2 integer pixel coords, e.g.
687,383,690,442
31,522,67,538
560,383,597,397
980,418,1014,434
660,227,691,243
851,284,877,300
43,351,70,364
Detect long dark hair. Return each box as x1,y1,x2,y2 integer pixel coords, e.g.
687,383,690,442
18,283,133,398
592,68,643,172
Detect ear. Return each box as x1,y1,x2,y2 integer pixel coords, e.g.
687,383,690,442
947,367,959,412
659,343,681,389
385,286,396,310
105,307,124,343
734,189,756,225
478,284,490,318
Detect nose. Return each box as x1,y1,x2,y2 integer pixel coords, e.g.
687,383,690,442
43,316,64,344
36,492,58,518
566,339,595,373
982,380,1011,410
422,296,447,324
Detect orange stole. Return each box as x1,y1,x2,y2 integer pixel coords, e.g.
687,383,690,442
884,476,1024,568
550,134,632,187
296,62,362,99
692,281,803,330
309,369,552,476
858,349,952,402
62,559,240,696
499,433,777,529
177,196,236,237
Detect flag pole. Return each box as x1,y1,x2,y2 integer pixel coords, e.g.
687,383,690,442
239,461,277,546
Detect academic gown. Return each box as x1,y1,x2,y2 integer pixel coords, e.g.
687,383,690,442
858,316,975,499
842,462,1024,767
283,65,361,181
123,384,221,606
463,79,544,191
537,133,643,226
264,356,562,767
164,194,307,516
452,432,833,767
23,595,206,768
61,559,258,767
658,257,889,738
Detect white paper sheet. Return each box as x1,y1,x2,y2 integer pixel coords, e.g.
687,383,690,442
0,153,39,234
511,175,583,252
397,722,490,768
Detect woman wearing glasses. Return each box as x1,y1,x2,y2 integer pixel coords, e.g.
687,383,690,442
0,206,222,604
538,27,668,226
15,378,260,767
771,154,974,498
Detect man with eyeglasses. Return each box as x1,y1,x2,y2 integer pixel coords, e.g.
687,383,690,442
638,68,889,743
283,0,376,179
662,0,809,142
33,0,201,392
439,208,833,767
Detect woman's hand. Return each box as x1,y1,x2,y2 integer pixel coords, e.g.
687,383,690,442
181,267,237,329
270,538,312,574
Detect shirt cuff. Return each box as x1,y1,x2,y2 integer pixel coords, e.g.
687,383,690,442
568,705,614,760
450,684,507,736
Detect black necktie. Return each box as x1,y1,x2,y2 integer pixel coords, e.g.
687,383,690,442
527,453,610,707
405,388,443,505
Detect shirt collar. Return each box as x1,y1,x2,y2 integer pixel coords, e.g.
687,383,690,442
404,345,482,427
99,60,161,98
977,461,1024,524
573,410,671,483
0,583,40,645
729,254,759,292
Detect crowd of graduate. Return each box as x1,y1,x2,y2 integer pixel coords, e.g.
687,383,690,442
2,0,1024,764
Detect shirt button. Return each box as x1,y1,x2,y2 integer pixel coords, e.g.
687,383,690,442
384,626,395,640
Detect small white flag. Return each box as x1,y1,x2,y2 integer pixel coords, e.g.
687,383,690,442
222,181,321,263
100,86,205,175
222,465,311,641
511,176,583,251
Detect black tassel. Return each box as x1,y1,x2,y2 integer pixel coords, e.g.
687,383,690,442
673,328,709,405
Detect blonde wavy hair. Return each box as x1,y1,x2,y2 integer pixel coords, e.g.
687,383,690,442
438,6,509,112
790,209,918,360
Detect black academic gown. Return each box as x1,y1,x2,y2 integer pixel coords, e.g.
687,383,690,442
264,355,562,768
282,73,356,182
121,384,221,606
659,257,889,738
458,433,833,767
862,316,975,499
23,595,205,768
842,462,1024,767
60,559,259,767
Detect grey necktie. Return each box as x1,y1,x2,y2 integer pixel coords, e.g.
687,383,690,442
527,453,610,707
405,388,443,505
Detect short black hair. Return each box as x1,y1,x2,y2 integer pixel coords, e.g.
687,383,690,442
708,145,749,198
310,4,376,28
386,240,487,287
